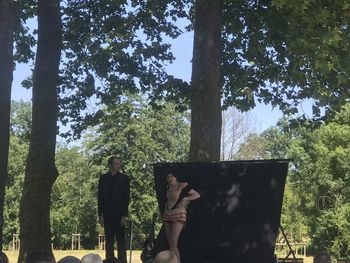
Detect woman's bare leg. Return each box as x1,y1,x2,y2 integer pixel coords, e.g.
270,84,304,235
164,223,171,249
168,222,183,263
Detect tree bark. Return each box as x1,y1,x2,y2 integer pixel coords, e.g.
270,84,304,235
0,0,16,251
189,0,223,162
18,0,61,259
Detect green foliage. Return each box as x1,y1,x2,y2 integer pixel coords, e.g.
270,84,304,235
51,146,101,249
273,0,350,118
12,0,350,142
235,127,309,242
290,117,350,257
312,198,350,258
4,96,189,250
221,0,350,118
279,182,308,242
3,137,27,249
3,95,188,250
3,100,31,249
13,0,36,63
236,106,350,257
10,100,32,142
233,133,269,160
60,0,350,135
8,0,350,253
83,94,190,248
58,0,190,139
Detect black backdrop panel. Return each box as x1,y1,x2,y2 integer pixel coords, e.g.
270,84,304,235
153,160,289,263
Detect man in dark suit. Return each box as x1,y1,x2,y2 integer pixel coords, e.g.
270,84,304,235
98,156,130,263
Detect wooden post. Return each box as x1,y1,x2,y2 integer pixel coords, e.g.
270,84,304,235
71,234,81,250
12,234,20,251
98,234,105,250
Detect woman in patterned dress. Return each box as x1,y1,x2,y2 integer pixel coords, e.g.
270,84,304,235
162,173,200,263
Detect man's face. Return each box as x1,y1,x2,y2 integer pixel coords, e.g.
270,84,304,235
110,158,122,173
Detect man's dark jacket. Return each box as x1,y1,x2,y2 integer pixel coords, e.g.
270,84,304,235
98,172,130,218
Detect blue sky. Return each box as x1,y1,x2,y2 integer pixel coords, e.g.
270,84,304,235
10,23,307,134
164,30,286,133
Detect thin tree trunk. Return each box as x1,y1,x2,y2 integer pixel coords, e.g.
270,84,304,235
221,111,226,160
189,0,223,162
0,0,16,251
18,0,61,260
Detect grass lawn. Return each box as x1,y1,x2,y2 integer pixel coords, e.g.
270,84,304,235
3,250,143,263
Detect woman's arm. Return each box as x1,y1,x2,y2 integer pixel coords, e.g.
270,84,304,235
183,189,200,202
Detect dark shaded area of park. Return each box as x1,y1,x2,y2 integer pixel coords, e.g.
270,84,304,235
153,160,289,263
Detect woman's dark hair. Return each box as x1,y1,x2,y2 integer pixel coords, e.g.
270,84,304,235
164,167,177,177
165,170,186,182
107,155,120,167
166,172,178,178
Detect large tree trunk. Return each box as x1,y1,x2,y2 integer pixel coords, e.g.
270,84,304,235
189,0,223,162
0,0,15,251
18,0,61,259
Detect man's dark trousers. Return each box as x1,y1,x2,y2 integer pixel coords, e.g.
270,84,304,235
104,213,127,263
